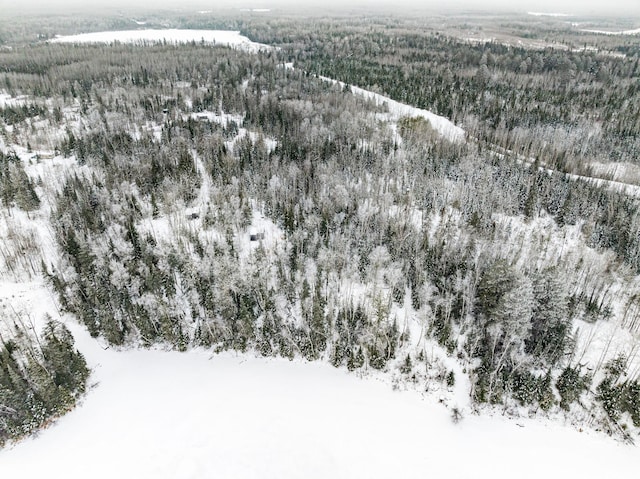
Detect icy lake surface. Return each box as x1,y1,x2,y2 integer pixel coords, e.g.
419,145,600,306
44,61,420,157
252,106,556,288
0,347,638,479
50,30,271,52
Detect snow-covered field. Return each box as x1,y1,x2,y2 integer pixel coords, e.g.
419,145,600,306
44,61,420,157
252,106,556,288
0,93,28,108
50,30,271,52
528,12,571,17
581,27,640,35
1,340,638,479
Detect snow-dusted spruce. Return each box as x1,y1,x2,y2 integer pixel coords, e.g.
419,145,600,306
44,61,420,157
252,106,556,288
0,148,89,446
1,21,640,449
0,316,89,447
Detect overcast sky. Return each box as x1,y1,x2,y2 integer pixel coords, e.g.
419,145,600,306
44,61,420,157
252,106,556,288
4,0,640,16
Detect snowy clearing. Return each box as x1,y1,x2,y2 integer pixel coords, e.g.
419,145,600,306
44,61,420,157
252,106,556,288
581,27,640,35
187,110,244,127
49,30,272,52
528,12,571,17
0,345,638,479
0,93,28,108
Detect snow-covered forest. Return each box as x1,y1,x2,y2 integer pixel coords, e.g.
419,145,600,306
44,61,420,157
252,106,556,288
1,7,640,463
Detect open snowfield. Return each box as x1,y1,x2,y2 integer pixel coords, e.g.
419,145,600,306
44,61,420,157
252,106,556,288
528,12,571,17
1,336,638,479
50,30,271,52
581,27,640,35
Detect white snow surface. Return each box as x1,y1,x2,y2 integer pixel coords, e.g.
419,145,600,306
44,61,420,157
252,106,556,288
581,27,640,35
0,93,28,108
1,335,638,479
50,30,272,52
187,110,244,127
528,12,571,17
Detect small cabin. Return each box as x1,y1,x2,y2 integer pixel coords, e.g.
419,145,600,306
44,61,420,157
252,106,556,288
249,232,265,242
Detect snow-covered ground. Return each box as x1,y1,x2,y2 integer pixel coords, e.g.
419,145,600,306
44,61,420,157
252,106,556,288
0,93,28,108
528,12,571,17
49,30,272,53
187,111,245,128
581,27,640,35
0,333,638,479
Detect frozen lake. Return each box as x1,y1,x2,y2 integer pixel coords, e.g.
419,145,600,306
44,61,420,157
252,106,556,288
49,30,271,52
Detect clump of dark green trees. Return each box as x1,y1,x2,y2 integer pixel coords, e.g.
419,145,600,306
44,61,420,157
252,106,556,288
0,318,89,447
